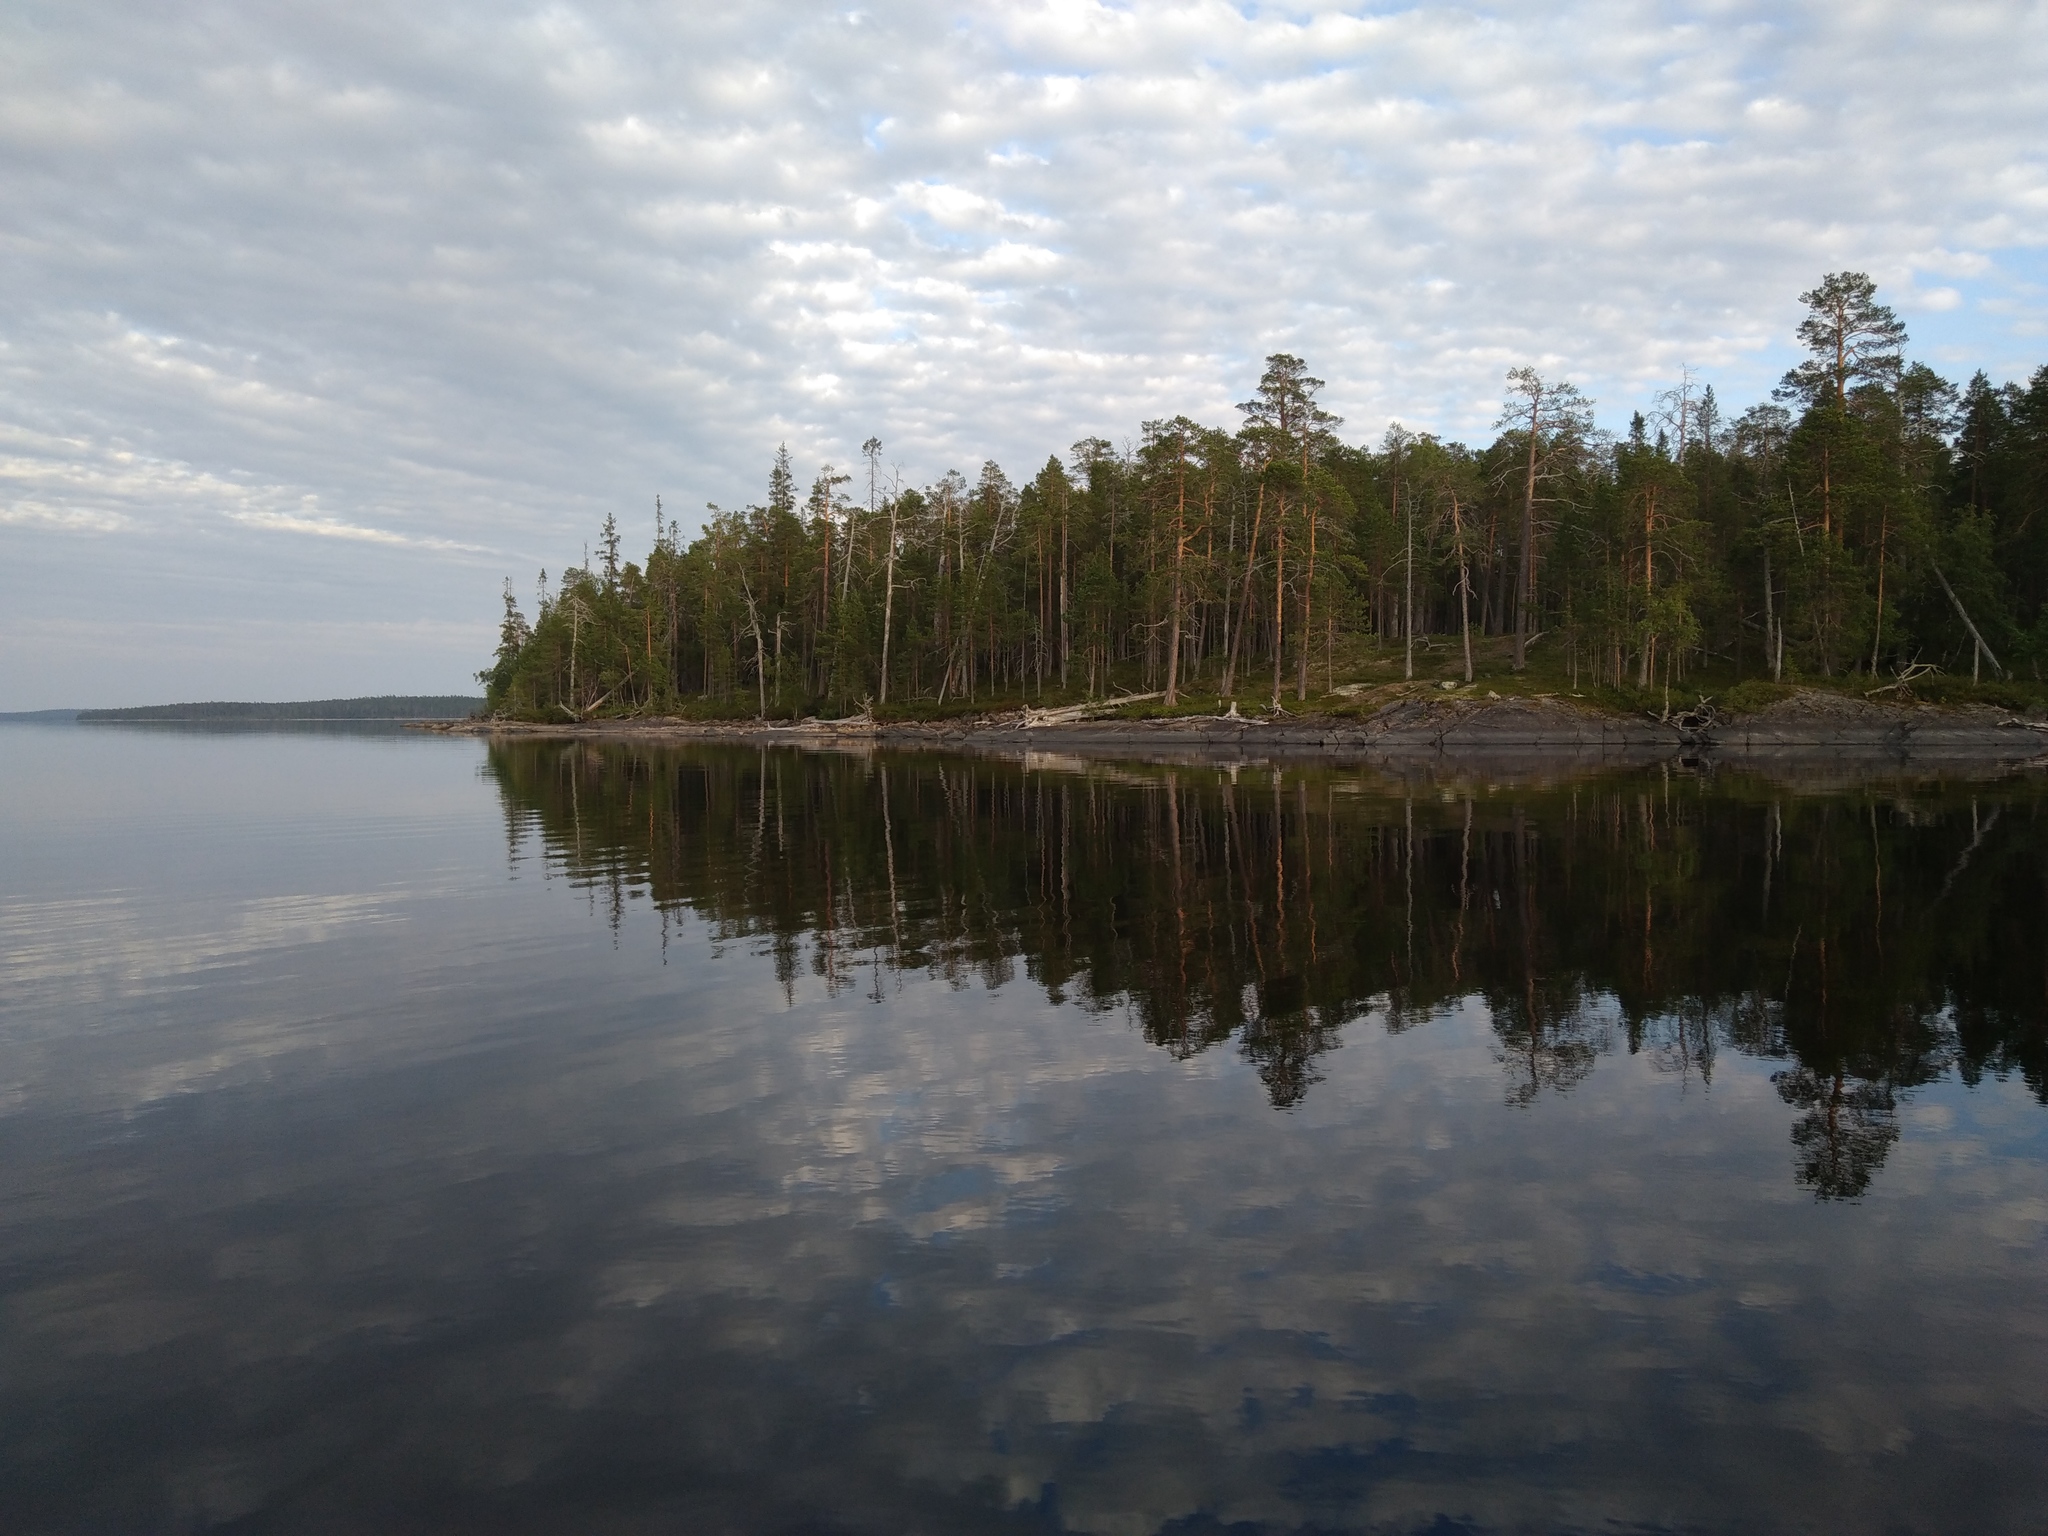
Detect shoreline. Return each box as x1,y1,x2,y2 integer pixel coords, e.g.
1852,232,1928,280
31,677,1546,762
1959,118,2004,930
415,691,2048,770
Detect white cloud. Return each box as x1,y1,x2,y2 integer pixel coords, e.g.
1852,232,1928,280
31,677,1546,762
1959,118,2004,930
225,509,490,552
2,0,2046,703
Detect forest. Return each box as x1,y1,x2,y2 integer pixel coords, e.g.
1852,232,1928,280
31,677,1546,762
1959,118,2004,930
481,273,2048,720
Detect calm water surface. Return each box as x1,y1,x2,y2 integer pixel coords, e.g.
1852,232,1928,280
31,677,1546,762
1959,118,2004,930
3,724,2047,1534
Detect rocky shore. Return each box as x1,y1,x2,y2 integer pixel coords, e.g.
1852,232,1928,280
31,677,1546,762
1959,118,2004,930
415,689,2048,770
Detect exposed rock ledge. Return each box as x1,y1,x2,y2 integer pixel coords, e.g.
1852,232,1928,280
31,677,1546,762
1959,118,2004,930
416,691,2048,769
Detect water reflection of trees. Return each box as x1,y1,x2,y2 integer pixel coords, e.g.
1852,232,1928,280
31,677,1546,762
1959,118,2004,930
488,744,2048,1198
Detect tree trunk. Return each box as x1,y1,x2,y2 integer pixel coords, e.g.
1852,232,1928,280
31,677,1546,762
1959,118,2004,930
1297,495,1316,701
1451,494,1474,683
1933,562,2004,680
840,506,858,603
1165,520,1185,707
1514,396,1539,670
1637,486,1657,688
879,504,898,703
1402,479,1414,681
1222,483,1264,698
1271,517,1286,710
1764,541,1779,683
1059,497,1070,691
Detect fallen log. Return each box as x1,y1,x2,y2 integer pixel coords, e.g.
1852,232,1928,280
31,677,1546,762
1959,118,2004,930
1022,691,1165,728
1933,564,2005,681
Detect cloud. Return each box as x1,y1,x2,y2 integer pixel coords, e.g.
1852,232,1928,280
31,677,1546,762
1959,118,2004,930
2,0,2046,702
1,891,405,1019
225,509,489,553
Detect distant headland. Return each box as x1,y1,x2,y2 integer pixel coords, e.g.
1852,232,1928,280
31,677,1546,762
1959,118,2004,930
77,696,482,723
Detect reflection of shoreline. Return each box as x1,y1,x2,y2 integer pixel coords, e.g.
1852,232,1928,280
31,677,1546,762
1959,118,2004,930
488,743,2048,1199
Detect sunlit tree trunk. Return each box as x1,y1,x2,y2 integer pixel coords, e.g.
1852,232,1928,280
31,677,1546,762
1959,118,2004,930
1222,482,1264,699
1515,393,1539,670
1298,494,1316,701
1271,516,1286,710
1451,494,1474,683
879,499,899,704
1165,470,1187,706
1403,478,1415,681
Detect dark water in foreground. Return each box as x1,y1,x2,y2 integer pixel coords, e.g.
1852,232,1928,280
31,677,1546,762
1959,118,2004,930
3,727,2047,1534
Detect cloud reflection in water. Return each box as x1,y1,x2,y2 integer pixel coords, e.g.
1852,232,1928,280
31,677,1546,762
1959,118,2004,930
3,732,2047,1532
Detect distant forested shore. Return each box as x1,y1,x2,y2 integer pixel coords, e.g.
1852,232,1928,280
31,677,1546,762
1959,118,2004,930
482,273,2048,723
80,696,483,722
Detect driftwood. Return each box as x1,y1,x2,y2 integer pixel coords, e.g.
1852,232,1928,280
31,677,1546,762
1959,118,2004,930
1022,691,1164,728
1866,662,1942,697
1653,695,1719,735
764,705,874,733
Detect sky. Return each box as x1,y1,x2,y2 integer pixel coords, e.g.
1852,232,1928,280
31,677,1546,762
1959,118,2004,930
3,1,2045,709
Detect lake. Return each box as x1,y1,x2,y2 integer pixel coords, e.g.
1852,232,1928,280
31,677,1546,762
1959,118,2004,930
3,723,2046,1534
